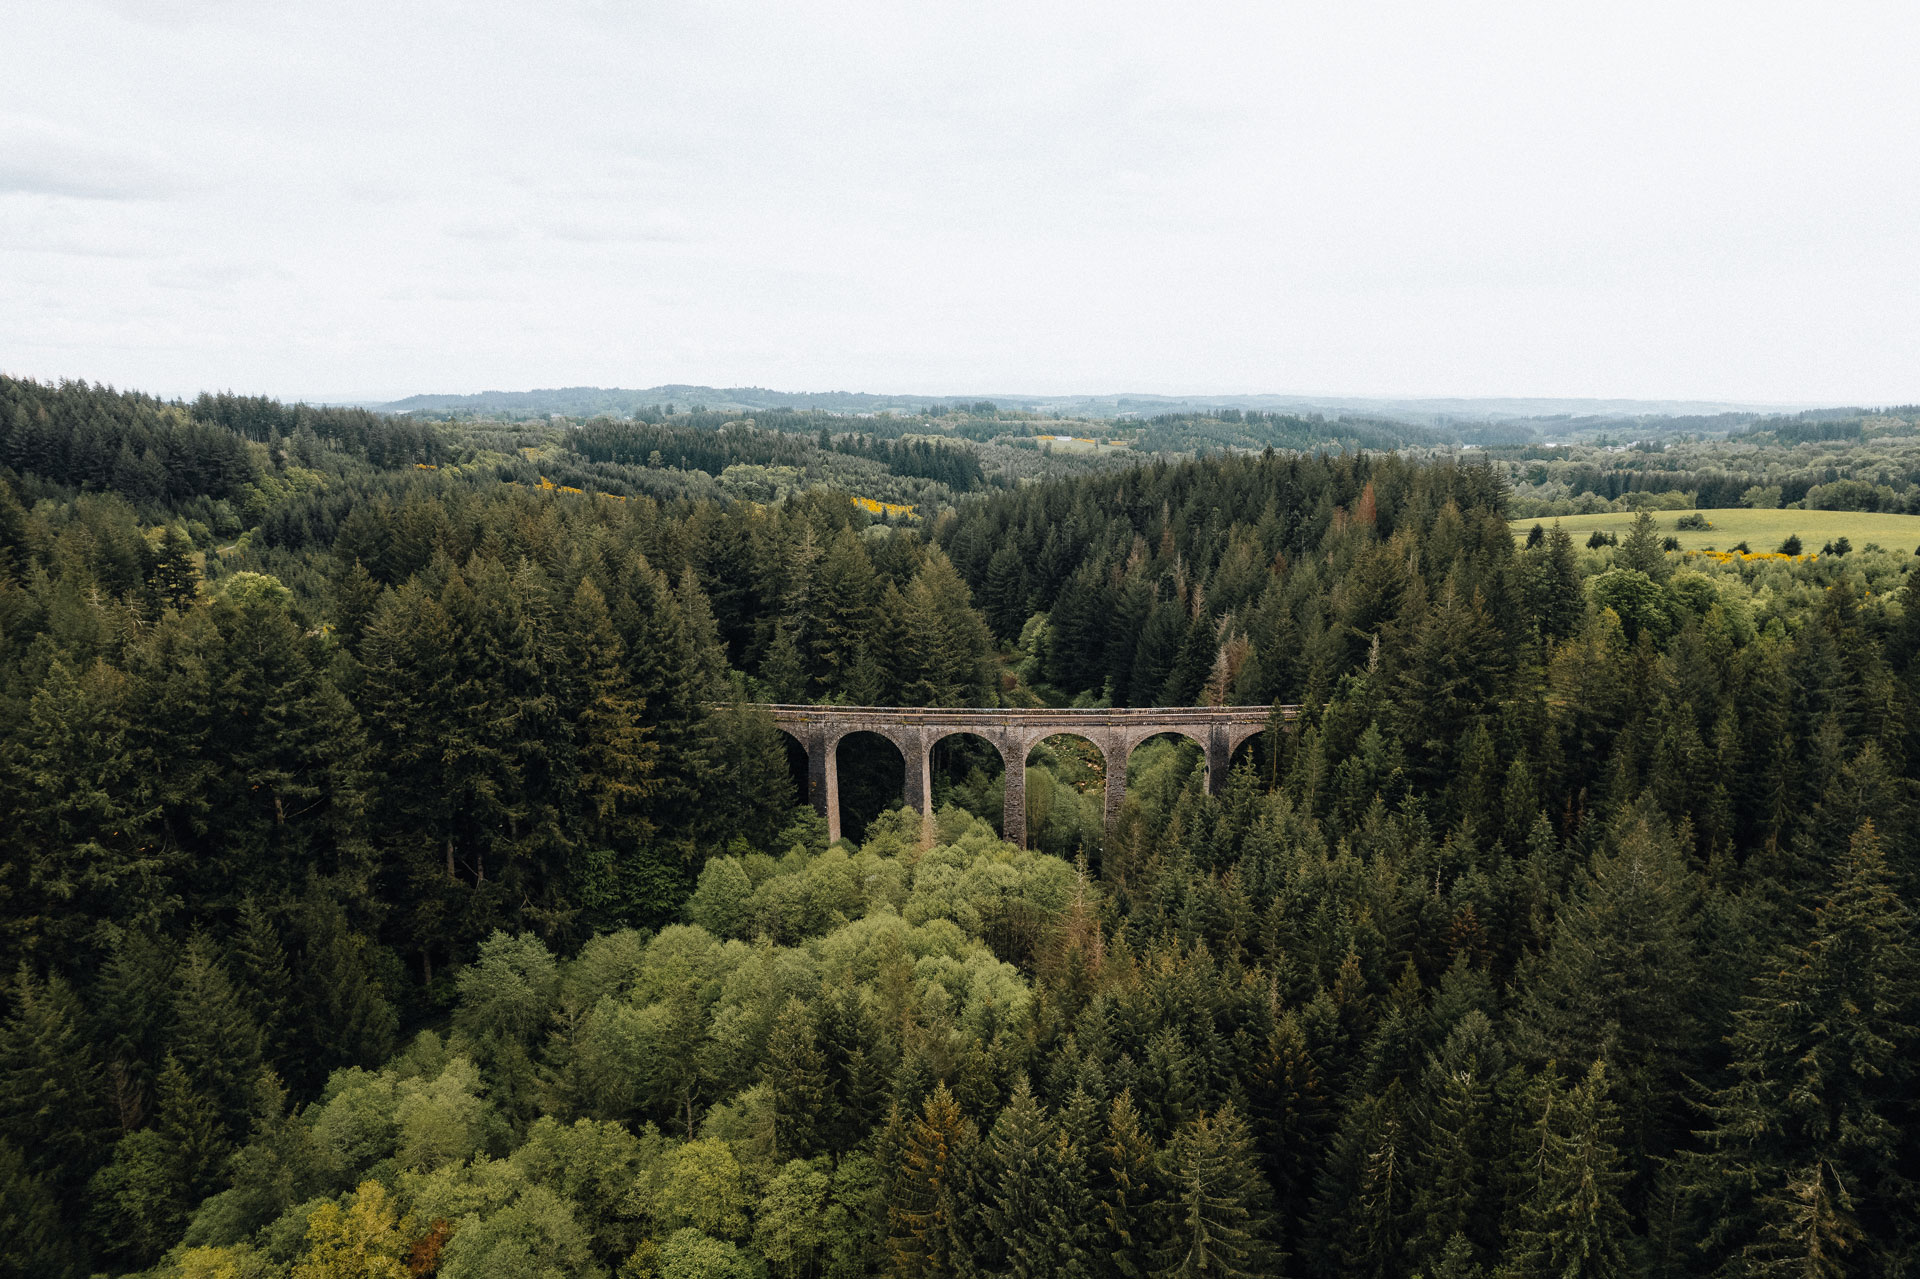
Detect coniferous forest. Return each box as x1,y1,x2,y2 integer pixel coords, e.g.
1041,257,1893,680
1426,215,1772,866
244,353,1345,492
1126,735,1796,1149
1,374,1916,1279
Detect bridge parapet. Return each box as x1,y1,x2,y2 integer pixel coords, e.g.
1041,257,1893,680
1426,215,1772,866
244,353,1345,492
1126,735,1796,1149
753,703,1300,847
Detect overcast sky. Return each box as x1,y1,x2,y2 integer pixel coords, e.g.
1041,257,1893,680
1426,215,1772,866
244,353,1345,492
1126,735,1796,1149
3,1,1916,405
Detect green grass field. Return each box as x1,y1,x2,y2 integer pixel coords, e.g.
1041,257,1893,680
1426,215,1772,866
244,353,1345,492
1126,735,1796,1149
1032,434,1130,454
1509,508,1920,554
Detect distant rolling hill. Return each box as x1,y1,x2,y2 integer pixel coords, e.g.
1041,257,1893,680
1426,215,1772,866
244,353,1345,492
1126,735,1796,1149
375,385,1836,427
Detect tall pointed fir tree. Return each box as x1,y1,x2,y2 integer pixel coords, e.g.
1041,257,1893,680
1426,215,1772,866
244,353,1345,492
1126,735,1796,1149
1501,1060,1636,1279
1690,820,1919,1279
1153,1104,1276,1279
984,1077,1093,1279
887,1082,980,1279
765,998,828,1161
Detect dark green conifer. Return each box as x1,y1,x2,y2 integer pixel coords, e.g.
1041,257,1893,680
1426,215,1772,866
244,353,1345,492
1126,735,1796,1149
1152,1104,1275,1279
765,998,828,1160
0,966,109,1196
0,1137,80,1279
1691,820,1919,1277
1501,1061,1636,1279
986,1077,1092,1279
1097,1089,1162,1279
168,933,265,1137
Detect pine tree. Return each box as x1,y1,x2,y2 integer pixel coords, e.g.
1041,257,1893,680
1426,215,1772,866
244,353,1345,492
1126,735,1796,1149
168,932,266,1138
808,527,880,692
1510,805,1703,1162
983,542,1031,643
1152,1104,1276,1279
0,1137,80,1279
1408,1012,1503,1274
986,1077,1092,1279
1501,1061,1636,1279
1691,820,1919,1277
1387,574,1508,797
815,985,889,1148
328,557,384,654
88,929,176,1131
153,1051,232,1205
887,1082,980,1279
675,565,731,702
0,966,109,1197
1619,510,1671,581
3,657,163,964
895,550,995,707
560,578,660,863
1527,522,1586,642
203,579,359,904
1096,1089,1163,1279
231,896,296,1066
293,885,398,1081
144,523,200,612
765,998,828,1160
90,1054,232,1266
760,619,809,703
1308,1082,1413,1279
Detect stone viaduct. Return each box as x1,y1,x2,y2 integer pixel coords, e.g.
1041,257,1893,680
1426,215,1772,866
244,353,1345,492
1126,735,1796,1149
758,704,1300,847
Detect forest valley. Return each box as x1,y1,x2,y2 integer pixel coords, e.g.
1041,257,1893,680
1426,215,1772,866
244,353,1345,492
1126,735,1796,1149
0,375,1916,1279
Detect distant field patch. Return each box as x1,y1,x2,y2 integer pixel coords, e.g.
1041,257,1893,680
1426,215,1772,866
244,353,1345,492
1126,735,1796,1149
1033,434,1129,454
1509,508,1920,554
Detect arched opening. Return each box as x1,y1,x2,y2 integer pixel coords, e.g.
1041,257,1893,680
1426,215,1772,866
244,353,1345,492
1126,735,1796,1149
1226,730,1267,791
929,731,1008,836
834,731,905,845
1100,730,1209,884
1125,729,1208,818
779,731,810,815
1022,733,1106,862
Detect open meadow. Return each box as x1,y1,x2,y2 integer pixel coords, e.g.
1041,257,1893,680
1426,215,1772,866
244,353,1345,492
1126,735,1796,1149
1509,507,1920,553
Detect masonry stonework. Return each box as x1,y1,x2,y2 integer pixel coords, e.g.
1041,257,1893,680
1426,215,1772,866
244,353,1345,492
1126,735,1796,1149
759,704,1300,847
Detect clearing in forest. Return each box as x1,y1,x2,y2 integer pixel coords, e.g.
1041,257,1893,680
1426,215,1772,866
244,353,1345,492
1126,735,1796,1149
1508,508,1920,553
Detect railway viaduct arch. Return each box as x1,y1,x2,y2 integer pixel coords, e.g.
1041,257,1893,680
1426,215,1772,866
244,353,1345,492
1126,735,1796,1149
759,705,1300,847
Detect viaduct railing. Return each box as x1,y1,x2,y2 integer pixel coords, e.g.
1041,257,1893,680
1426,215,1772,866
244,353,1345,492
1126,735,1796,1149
754,704,1301,847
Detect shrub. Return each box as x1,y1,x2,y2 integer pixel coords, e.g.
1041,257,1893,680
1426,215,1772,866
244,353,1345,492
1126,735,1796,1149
1675,513,1711,530
1778,534,1803,556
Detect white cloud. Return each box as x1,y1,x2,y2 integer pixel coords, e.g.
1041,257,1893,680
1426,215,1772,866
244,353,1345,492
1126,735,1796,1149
1,0,1916,403
0,115,181,200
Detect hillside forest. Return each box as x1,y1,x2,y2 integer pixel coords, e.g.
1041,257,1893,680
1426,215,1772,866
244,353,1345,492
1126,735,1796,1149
0,375,1916,1279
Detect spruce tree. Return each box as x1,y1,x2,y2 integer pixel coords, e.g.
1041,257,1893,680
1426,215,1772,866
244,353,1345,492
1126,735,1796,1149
0,1137,80,1279
807,527,880,692
986,1077,1092,1279
231,895,296,1062
1510,806,1703,1163
0,966,109,1197
1409,1011,1503,1274
887,1082,980,1279
1691,820,1919,1278
560,578,660,867
1152,1104,1276,1279
1620,510,1671,580
1529,522,1586,642
143,523,201,612
1501,1061,1636,1279
168,932,266,1138
765,998,828,1160
1097,1089,1163,1279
